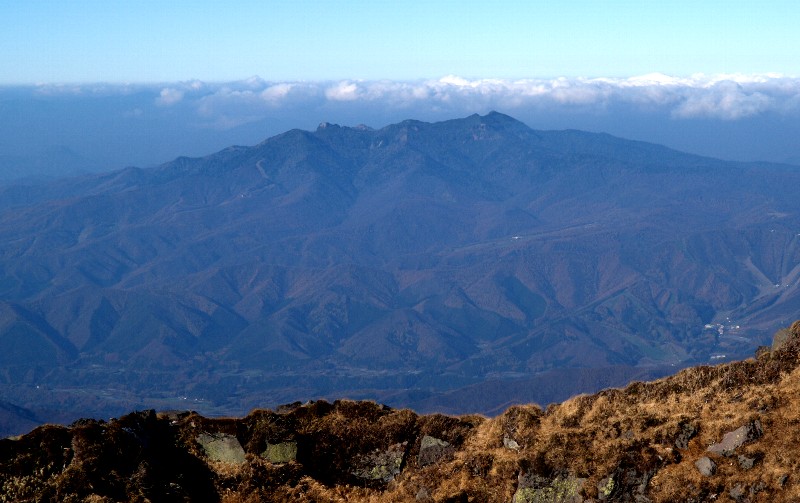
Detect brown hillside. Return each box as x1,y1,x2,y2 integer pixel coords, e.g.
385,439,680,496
3,321,800,502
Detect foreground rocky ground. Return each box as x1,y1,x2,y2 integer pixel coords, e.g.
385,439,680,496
4,322,800,502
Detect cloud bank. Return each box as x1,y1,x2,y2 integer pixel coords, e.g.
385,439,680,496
25,73,800,123
139,73,800,122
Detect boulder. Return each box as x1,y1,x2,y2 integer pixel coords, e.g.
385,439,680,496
418,435,455,467
351,442,407,482
504,436,521,451
196,433,246,464
262,441,297,464
695,457,716,477
707,420,763,457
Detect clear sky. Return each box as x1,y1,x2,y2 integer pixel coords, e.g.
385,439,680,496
1,0,798,83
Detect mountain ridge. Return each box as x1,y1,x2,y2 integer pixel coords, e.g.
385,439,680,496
1,112,800,434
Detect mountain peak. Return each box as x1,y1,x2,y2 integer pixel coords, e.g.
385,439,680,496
483,110,517,121
317,121,341,131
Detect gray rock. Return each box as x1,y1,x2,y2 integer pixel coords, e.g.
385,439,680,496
418,435,455,467
737,454,755,470
351,442,407,482
674,422,697,449
599,468,654,502
504,436,521,451
262,441,297,464
196,433,246,464
707,420,762,457
695,457,716,477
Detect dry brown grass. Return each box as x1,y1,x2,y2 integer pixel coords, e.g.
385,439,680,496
6,323,800,502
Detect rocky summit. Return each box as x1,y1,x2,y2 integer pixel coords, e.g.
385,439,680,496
3,321,800,502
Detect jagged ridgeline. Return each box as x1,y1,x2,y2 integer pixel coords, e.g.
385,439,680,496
3,321,800,502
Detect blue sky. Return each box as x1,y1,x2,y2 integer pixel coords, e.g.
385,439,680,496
2,1,800,176
2,0,799,83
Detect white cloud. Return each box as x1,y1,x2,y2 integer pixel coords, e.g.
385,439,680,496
672,82,773,120
43,74,798,128
156,87,184,106
325,81,361,101
261,83,294,102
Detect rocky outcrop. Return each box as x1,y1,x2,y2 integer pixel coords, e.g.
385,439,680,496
417,435,455,467
196,432,246,464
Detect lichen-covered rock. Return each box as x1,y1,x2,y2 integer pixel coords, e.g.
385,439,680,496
513,473,585,503
597,476,615,500
418,435,455,467
196,433,246,464
707,420,762,457
262,441,297,464
351,442,407,482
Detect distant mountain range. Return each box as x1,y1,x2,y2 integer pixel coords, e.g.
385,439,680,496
1,112,800,435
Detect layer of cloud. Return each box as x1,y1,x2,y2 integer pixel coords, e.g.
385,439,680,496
26,73,800,122
172,73,800,122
